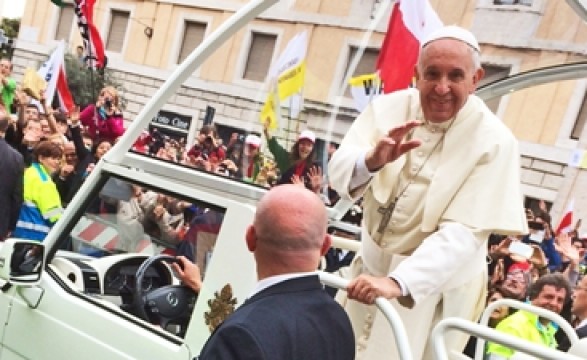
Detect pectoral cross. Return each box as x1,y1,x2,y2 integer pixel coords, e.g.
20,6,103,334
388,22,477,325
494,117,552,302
377,197,398,233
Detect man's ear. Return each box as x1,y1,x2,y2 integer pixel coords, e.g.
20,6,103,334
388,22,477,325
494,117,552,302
320,234,332,256
245,225,256,252
471,67,485,92
414,64,421,82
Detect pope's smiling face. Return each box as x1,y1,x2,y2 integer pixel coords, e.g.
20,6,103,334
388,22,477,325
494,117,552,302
416,38,484,123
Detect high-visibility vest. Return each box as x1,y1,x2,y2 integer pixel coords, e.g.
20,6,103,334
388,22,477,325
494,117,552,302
13,163,63,241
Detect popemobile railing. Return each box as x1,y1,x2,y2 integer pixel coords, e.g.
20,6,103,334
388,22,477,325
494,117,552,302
433,298,585,360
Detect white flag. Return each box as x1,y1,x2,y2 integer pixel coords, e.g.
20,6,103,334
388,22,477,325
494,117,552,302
38,40,66,104
270,31,308,118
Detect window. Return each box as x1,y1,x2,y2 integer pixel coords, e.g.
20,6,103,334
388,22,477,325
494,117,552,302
493,0,533,5
242,32,276,81
343,46,379,97
106,10,130,53
479,64,511,113
177,21,207,64
571,92,587,140
55,3,74,41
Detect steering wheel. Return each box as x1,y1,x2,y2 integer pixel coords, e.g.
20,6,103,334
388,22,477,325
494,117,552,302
133,254,197,332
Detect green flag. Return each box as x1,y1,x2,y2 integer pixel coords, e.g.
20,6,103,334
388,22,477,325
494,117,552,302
51,0,65,7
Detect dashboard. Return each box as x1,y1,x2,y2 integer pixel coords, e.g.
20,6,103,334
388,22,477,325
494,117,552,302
50,253,176,297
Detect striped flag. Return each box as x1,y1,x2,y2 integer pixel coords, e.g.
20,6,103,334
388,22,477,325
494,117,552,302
37,40,74,113
555,199,574,235
73,0,106,69
377,0,442,93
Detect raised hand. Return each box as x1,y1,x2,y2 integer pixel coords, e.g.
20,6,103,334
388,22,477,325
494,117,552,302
307,166,323,193
69,106,81,125
365,120,422,171
557,232,580,262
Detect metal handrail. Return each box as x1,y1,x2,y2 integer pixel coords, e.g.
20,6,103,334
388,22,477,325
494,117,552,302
318,271,413,360
330,235,361,253
474,298,578,360
432,317,583,360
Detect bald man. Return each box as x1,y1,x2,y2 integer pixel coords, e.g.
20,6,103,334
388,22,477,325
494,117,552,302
174,185,355,360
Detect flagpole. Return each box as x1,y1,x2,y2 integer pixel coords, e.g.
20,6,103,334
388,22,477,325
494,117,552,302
85,0,97,107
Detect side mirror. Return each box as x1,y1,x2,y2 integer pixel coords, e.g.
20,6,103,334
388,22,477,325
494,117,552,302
0,239,45,285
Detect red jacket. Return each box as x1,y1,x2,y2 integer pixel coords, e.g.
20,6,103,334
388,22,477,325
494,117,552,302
80,104,125,143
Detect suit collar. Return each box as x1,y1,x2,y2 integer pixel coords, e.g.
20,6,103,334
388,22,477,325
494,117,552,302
243,275,322,307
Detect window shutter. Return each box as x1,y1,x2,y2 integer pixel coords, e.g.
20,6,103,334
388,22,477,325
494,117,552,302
55,4,74,41
243,32,276,82
106,10,130,53
177,21,207,64
344,47,379,97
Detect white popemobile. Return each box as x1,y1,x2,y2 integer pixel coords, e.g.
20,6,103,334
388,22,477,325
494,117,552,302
1,1,587,359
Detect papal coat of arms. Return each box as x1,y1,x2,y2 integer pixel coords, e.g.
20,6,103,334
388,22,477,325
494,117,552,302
204,284,238,332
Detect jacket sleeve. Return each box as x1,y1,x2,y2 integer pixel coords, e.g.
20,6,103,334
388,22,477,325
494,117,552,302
266,137,290,173
106,114,125,139
9,154,24,231
69,124,91,162
79,105,96,128
38,181,63,224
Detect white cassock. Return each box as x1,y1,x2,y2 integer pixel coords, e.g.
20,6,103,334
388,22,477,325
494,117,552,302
329,88,528,360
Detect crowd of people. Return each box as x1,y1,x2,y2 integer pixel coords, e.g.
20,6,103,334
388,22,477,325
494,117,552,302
3,23,587,360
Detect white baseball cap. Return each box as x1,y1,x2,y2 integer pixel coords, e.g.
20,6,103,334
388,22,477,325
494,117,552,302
298,130,315,143
244,134,261,148
421,25,480,52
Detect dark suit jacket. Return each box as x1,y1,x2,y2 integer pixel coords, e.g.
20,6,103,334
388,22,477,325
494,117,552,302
198,275,355,360
0,138,24,239
577,324,587,339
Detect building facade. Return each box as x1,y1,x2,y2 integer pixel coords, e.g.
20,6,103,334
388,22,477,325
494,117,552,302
12,0,587,223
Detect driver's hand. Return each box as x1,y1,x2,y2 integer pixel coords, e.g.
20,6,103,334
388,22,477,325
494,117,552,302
171,256,202,293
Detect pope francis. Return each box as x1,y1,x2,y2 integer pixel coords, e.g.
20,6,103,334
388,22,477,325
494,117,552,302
328,25,528,359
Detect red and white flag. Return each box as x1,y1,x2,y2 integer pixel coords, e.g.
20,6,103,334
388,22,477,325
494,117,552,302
377,0,443,93
38,40,74,113
74,0,106,69
555,199,574,235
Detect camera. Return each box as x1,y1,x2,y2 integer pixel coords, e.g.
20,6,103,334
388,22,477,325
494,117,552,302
104,98,113,109
527,221,544,231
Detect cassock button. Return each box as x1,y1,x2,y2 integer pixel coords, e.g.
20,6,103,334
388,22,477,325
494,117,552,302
381,241,388,247
411,165,418,171
424,137,431,142
391,220,397,225
417,151,424,157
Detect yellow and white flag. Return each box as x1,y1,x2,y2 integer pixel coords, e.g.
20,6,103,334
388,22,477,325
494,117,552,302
260,90,279,130
259,31,308,124
348,73,383,112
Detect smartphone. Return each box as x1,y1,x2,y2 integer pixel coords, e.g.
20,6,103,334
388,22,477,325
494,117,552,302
528,230,545,244
509,241,533,259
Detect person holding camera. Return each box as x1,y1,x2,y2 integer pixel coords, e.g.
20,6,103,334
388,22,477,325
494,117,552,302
80,86,125,143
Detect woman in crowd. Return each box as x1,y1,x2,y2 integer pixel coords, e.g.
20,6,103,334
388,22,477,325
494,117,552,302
13,141,63,241
80,86,124,143
221,133,264,184
263,119,322,193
